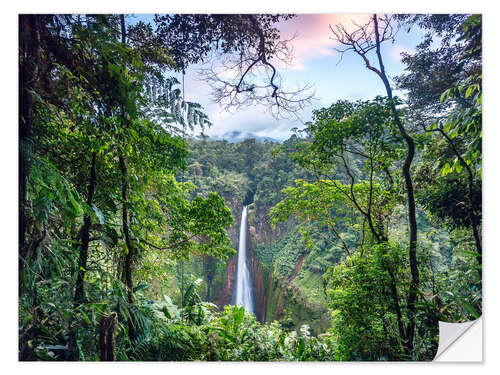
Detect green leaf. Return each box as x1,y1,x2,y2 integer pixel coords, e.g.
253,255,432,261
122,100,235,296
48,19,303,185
460,250,481,258
465,85,474,99
23,314,33,325
459,298,480,319
441,163,452,176
79,311,91,325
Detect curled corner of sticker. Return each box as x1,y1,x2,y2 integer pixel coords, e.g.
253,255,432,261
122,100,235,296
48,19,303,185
434,317,483,362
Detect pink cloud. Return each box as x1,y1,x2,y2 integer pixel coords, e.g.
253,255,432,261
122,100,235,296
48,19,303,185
277,14,372,70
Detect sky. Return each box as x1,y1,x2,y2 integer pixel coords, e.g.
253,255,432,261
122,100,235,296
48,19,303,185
135,14,426,141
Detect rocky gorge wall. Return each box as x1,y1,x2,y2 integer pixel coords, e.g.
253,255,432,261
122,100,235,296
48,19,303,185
207,199,331,335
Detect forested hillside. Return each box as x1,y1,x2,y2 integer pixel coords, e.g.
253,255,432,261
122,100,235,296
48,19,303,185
182,137,333,333
19,13,481,361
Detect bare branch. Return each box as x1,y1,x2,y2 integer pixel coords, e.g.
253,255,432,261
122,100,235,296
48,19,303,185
199,15,316,120
330,15,397,77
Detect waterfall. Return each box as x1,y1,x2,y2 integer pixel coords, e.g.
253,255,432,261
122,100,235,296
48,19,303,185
235,205,254,313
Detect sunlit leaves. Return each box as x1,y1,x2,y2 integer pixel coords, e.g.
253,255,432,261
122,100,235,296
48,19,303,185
438,74,482,177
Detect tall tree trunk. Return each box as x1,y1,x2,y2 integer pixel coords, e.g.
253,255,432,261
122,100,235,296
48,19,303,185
119,153,134,304
376,231,406,351
372,14,419,356
74,152,97,307
99,312,118,361
119,14,135,306
19,15,40,286
387,266,406,349
68,152,97,361
119,152,137,343
117,14,136,342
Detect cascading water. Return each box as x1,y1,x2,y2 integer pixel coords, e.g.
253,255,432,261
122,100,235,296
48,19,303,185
235,206,254,313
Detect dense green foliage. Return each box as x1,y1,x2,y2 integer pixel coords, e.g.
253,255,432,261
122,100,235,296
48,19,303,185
268,14,482,360
19,13,481,362
183,137,310,206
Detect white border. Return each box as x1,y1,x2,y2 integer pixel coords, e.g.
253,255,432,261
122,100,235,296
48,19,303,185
3,0,498,373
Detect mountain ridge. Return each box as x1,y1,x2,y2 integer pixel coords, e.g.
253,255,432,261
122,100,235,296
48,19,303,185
209,130,281,143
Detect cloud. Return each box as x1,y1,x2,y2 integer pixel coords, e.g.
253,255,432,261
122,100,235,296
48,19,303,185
389,45,413,61
204,105,299,140
255,122,302,141
180,14,387,141
278,14,371,70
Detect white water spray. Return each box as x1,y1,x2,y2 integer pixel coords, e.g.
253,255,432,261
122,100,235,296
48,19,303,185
235,206,254,313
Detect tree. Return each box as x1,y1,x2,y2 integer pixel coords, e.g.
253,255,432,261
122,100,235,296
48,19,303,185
155,14,314,118
19,14,236,360
394,14,481,120
395,15,482,273
330,15,421,355
270,98,428,359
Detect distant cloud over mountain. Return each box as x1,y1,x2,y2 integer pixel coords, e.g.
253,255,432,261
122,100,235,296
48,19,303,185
209,130,280,144
170,14,423,142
